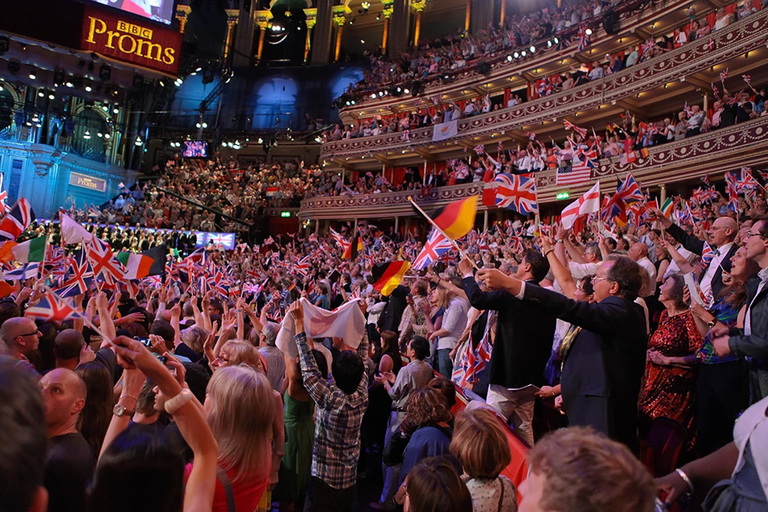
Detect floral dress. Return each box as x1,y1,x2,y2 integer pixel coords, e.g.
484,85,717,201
639,310,703,446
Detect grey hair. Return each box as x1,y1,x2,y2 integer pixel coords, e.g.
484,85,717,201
262,322,280,347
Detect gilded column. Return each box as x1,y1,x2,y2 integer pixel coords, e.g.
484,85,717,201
224,10,239,59
304,17,316,63
333,14,346,62
256,20,269,63
382,1,393,52
411,1,426,46
465,0,471,32
175,5,191,33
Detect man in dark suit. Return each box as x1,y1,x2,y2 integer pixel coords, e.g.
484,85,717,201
651,210,738,299
478,255,648,452
712,218,768,402
459,251,557,446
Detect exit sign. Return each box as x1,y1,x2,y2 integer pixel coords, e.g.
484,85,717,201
556,191,570,200
280,211,291,217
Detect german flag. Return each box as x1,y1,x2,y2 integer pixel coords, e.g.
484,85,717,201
343,236,364,260
371,261,411,296
413,196,477,240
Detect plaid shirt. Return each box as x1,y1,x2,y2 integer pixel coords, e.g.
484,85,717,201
295,331,369,489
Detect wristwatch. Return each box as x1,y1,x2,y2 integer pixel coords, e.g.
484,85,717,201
707,319,717,329
113,403,135,417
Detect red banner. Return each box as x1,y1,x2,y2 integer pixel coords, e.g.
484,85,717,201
80,6,182,76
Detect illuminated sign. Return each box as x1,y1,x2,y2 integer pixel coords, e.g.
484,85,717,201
69,172,107,193
556,191,570,200
81,7,182,75
281,211,291,217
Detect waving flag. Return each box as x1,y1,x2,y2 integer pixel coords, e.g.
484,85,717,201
371,261,411,296
2,262,39,280
711,83,720,100
719,67,728,83
700,242,715,270
413,229,453,270
488,173,538,214
85,237,126,285
413,196,478,241
0,198,35,241
25,291,81,322
55,250,93,298
474,144,485,155
563,120,588,138
577,25,590,51
561,181,601,229
614,173,644,204
452,311,494,388
0,173,9,213
742,74,751,85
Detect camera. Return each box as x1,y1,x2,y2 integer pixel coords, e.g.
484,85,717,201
135,337,152,348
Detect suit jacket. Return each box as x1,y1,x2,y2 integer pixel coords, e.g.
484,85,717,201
666,223,737,298
728,274,768,402
524,285,647,451
463,277,557,388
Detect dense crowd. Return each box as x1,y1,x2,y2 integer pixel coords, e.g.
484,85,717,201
2,155,768,512
327,0,765,143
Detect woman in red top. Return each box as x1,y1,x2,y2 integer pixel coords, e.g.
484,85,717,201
187,365,275,512
639,273,703,449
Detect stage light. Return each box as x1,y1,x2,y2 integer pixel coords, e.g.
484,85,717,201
513,51,520,59
102,105,109,112
507,55,513,62
113,107,119,114
547,40,552,48
202,122,208,128
29,69,36,80
351,100,355,105
585,28,593,35
104,133,111,139
84,130,91,139
174,77,183,87
530,45,536,53
521,50,527,57
38,91,44,97
371,93,377,99
135,137,143,146
65,81,73,88
48,93,54,100
85,85,92,92
97,132,103,138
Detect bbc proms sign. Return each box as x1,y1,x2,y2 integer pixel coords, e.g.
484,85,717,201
80,6,182,75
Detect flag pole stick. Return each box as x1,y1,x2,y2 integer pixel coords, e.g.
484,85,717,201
42,286,111,341
407,196,479,270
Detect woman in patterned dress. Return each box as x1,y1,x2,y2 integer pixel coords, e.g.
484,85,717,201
639,273,704,447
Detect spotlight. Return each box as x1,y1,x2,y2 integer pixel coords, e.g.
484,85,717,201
506,55,513,62
513,51,520,59
553,37,559,44
547,40,552,48
350,100,355,105
196,122,201,128
112,106,119,114
53,70,64,87
174,77,183,87
28,69,36,80
48,93,54,100
134,137,143,146
403,88,410,94
102,105,109,112
84,130,91,140
202,122,208,128
104,133,111,139
65,81,73,88
371,93,377,99
99,64,111,81
521,50,527,57
529,45,535,53
85,85,92,92
97,132,103,138
585,28,593,36
38,91,44,97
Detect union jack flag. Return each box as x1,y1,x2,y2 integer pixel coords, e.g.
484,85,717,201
700,242,715,270
492,173,538,215
0,173,9,214
563,120,588,138
0,198,35,241
577,25,590,52
55,250,93,297
719,67,728,82
474,144,485,155
85,237,125,286
727,168,760,193
683,102,694,117
44,245,67,279
294,255,311,278
614,173,644,204
641,38,656,54
701,175,711,187
413,229,453,270
507,235,524,253
742,74,751,84
676,200,694,226
207,233,235,249
711,82,720,100
452,311,494,388
25,291,82,322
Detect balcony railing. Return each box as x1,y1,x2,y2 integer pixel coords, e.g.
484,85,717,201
301,116,768,219
321,7,768,160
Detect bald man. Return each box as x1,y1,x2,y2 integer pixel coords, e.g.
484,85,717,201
40,369,95,512
652,211,738,298
0,317,41,375
629,242,657,296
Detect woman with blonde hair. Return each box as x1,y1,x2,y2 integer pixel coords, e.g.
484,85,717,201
197,365,275,512
450,408,517,512
210,340,265,373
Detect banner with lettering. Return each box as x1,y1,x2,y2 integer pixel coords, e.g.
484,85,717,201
432,120,459,142
80,6,182,75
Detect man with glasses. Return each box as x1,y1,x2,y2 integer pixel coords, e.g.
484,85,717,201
477,255,648,452
0,317,41,376
651,210,738,298
712,218,768,402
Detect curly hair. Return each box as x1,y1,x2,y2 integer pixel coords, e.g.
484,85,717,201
403,388,452,432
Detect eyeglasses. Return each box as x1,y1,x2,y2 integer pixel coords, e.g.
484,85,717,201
592,276,609,283
17,330,41,337
745,232,766,240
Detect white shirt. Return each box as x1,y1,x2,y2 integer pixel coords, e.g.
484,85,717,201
700,242,734,298
664,245,695,279
730,395,768,501
438,296,470,350
569,260,600,280
637,256,657,296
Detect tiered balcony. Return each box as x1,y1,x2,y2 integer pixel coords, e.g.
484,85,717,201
320,6,768,163
300,116,768,219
